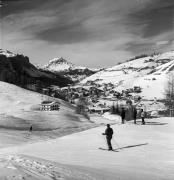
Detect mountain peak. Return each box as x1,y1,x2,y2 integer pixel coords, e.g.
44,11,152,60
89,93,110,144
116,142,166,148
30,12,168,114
0,49,16,57
44,57,74,72
42,57,99,82
48,57,73,66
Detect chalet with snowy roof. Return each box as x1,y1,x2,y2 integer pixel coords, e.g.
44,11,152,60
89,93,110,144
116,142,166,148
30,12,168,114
41,101,60,111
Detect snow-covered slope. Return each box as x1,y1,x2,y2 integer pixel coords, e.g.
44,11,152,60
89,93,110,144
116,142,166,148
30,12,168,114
43,57,100,82
0,81,92,131
133,60,174,99
1,117,174,180
0,81,75,117
81,51,174,99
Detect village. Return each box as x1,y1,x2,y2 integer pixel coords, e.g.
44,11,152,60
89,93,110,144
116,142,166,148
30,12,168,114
34,79,164,121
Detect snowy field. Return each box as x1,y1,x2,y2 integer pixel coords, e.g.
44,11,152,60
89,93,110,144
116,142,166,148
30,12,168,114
0,117,174,180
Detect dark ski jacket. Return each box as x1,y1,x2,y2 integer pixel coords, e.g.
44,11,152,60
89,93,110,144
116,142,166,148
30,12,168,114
133,108,137,118
121,109,125,119
104,127,113,138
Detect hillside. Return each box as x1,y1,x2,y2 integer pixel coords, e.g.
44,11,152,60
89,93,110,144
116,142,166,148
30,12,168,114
0,50,72,89
81,51,174,100
0,81,97,147
132,60,174,99
43,57,100,82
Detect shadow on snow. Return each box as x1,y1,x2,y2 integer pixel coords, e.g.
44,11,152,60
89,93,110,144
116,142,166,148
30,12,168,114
145,122,168,126
115,143,148,150
135,121,168,126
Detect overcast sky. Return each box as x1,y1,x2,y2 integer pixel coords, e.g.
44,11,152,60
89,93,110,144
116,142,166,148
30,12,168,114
0,0,174,67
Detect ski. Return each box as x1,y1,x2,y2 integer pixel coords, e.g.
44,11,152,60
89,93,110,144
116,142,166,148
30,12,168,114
98,147,119,152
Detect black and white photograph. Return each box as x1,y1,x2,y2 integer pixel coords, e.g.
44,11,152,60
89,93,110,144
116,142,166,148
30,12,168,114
0,0,174,179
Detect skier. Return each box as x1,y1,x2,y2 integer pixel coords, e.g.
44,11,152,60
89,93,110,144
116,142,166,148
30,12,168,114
121,107,125,124
29,125,33,132
102,124,113,151
141,109,146,125
133,107,137,124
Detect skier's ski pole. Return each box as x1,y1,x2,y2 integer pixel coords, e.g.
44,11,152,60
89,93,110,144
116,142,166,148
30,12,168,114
102,134,108,149
112,137,121,150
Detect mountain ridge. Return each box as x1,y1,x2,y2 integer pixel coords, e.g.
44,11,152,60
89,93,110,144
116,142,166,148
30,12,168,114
0,50,72,90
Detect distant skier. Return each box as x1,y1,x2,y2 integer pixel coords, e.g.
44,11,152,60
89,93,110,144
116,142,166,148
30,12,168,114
29,125,33,132
121,107,125,124
133,107,137,124
102,124,113,151
141,109,146,125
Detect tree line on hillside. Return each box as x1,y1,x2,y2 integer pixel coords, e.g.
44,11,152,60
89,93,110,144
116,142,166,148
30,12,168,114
165,72,174,116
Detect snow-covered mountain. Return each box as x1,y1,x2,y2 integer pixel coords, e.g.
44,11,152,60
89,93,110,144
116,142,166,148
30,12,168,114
0,49,16,57
43,57,100,82
81,51,174,100
44,57,74,72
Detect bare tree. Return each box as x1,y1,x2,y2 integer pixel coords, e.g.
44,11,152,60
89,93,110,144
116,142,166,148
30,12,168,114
165,72,174,116
75,95,90,119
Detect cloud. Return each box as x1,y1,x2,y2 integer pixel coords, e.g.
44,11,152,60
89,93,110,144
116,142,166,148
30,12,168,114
35,22,92,44
127,0,174,38
126,41,155,55
125,31,174,55
1,0,44,16
29,0,174,45
2,0,120,44
156,41,169,46
2,0,96,44
124,0,174,55
1,0,174,67
1,0,76,17
28,0,135,44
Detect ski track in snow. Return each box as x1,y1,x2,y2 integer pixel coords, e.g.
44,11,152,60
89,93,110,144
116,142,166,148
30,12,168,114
0,155,98,180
